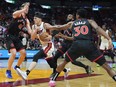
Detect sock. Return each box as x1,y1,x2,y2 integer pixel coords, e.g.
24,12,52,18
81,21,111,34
51,71,60,81
15,65,20,69
53,68,56,73
26,70,30,75
112,75,116,81
63,68,67,72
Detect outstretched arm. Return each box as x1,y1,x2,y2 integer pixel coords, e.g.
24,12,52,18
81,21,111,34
31,25,39,40
55,32,74,41
44,21,73,31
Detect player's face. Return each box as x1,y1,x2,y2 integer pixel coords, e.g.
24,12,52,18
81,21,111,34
34,17,41,24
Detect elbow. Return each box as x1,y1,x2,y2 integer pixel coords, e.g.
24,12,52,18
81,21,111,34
12,12,17,18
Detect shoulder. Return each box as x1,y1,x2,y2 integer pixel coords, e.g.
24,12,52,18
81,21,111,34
44,23,51,26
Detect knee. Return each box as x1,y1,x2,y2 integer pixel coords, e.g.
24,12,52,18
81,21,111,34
11,51,16,57
20,50,26,57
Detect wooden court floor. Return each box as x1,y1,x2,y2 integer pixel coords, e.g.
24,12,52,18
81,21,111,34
0,57,116,87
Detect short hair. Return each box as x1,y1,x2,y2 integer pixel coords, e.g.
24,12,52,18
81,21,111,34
34,12,44,19
76,9,87,18
20,2,29,9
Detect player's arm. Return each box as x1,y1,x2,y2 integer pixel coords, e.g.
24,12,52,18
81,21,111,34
13,3,30,18
44,22,73,31
31,25,38,40
25,18,32,35
55,32,74,41
88,19,113,49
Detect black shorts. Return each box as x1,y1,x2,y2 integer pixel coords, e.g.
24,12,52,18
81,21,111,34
5,35,24,52
58,42,72,54
65,40,106,66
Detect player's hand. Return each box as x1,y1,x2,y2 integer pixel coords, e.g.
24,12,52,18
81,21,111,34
23,2,30,13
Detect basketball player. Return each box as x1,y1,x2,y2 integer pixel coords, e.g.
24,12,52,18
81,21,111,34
53,14,93,75
99,24,115,67
5,2,31,79
49,9,116,87
15,12,70,80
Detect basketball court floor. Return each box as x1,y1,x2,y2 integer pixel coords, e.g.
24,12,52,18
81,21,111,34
0,57,116,87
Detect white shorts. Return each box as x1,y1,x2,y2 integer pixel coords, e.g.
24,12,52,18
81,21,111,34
42,41,54,59
100,42,109,50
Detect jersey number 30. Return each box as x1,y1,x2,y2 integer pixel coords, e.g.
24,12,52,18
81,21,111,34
74,25,89,36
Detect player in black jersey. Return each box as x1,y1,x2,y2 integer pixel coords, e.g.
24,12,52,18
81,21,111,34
53,14,93,75
49,9,116,87
5,2,31,79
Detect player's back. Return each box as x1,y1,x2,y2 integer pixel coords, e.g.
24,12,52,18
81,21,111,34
72,19,93,41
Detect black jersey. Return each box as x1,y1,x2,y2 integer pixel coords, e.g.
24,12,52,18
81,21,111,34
63,28,73,43
7,16,26,36
72,19,93,41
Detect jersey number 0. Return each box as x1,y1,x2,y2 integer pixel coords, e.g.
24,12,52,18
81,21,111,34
74,25,89,36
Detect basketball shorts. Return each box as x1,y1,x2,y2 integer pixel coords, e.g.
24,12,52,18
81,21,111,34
42,41,54,59
5,35,24,52
65,40,106,66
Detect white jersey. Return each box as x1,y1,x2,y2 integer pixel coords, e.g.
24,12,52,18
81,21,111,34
32,22,46,35
100,30,109,43
38,22,46,35
32,23,54,58
100,30,109,50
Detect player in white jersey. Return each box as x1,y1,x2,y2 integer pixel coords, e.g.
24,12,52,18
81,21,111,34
16,12,70,79
99,25,115,67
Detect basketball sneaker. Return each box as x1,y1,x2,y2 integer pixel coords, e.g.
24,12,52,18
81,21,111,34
85,66,93,75
64,68,71,78
6,70,12,79
15,68,27,80
49,80,56,87
96,64,100,67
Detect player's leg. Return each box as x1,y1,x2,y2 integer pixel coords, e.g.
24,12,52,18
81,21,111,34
71,60,93,74
5,37,16,79
6,48,17,78
86,47,116,81
49,41,80,86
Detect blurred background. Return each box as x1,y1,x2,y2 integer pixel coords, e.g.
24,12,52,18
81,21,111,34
0,0,116,58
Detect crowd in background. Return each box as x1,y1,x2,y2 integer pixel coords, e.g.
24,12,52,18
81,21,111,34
0,0,116,50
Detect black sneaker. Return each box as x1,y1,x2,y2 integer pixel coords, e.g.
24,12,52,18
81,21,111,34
85,66,93,75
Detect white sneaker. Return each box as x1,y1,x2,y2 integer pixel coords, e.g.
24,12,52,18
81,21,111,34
64,68,71,78
16,68,27,80
48,80,56,87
